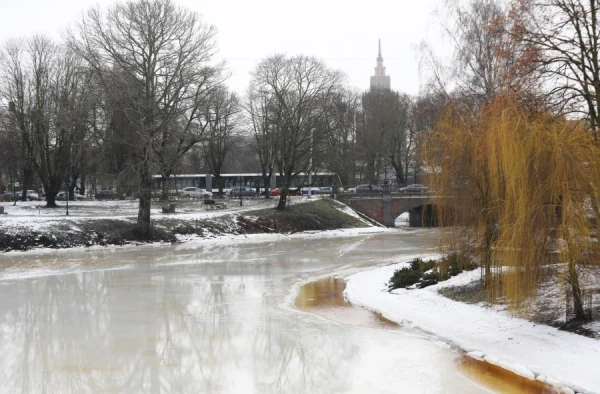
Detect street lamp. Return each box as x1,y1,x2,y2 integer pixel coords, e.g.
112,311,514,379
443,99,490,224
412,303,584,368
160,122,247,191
308,128,315,198
65,177,69,216
238,176,243,206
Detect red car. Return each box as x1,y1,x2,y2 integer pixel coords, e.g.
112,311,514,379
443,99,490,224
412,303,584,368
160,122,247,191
269,188,300,197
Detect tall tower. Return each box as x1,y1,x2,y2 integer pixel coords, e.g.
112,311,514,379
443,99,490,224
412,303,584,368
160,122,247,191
370,39,391,91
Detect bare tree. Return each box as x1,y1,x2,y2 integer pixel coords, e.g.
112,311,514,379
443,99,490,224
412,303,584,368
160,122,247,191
0,107,22,197
409,91,447,183
68,0,223,236
246,88,278,198
0,36,94,207
248,54,343,209
321,89,360,187
513,0,600,141
359,90,410,185
202,87,241,196
425,0,526,108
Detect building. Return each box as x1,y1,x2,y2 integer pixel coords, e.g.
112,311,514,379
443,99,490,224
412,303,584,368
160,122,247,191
369,39,391,91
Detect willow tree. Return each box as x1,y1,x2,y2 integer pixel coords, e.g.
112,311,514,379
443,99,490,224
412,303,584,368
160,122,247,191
424,95,600,319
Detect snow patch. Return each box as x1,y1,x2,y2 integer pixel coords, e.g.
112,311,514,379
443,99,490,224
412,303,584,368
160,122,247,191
344,259,600,393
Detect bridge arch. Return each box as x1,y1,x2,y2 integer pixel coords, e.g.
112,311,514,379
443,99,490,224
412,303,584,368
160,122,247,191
393,204,439,227
336,194,448,227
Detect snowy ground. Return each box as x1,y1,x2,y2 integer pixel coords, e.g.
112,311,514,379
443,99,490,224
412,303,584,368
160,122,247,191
0,195,345,232
0,195,388,252
344,260,600,394
0,195,285,223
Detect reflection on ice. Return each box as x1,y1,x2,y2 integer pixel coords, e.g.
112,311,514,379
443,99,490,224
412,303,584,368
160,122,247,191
0,231,487,393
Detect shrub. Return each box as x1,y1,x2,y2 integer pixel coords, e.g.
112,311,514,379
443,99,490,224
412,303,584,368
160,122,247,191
422,270,438,281
410,258,435,272
418,279,438,288
388,267,422,289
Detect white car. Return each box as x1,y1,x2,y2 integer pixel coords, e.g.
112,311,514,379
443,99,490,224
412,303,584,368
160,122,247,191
179,187,213,199
56,191,86,200
16,190,40,201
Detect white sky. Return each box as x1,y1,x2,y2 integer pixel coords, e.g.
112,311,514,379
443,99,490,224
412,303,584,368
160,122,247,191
0,0,449,96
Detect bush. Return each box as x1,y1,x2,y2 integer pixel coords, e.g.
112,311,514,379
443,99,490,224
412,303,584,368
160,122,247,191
422,270,438,281
410,258,435,272
418,279,438,288
410,258,423,271
388,267,422,289
388,255,477,291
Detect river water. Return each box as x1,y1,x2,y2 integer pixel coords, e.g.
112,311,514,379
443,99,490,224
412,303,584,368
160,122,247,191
0,230,490,393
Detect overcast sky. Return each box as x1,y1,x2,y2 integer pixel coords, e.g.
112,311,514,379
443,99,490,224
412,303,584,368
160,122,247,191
0,0,449,96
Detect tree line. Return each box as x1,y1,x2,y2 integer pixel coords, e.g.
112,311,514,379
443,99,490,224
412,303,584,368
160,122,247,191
0,0,432,234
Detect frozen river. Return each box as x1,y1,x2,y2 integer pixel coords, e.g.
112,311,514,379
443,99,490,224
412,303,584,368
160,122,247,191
0,230,488,393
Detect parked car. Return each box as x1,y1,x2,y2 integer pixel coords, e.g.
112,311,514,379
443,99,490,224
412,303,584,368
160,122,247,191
179,187,212,199
399,184,429,193
269,187,300,197
0,191,15,201
301,187,322,195
56,192,86,201
320,186,333,195
95,190,118,200
15,190,40,201
229,187,257,197
355,184,383,193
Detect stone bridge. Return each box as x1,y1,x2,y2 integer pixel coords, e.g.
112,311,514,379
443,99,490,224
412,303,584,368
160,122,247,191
336,193,443,227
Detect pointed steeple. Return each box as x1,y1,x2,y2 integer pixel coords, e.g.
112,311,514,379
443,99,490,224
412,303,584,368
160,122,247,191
370,39,391,91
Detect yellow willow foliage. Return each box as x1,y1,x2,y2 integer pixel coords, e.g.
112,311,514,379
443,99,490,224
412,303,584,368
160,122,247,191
424,95,600,308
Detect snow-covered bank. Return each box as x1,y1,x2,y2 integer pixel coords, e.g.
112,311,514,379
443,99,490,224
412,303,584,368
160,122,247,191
344,261,600,394
0,197,376,251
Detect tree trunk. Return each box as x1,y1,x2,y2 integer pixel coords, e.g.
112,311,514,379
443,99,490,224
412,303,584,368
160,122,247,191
482,223,495,290
568,261,586,320
80,174,86,198
68,185,76,201
277,188,288,209
215,175,223,197
390,159,405,185
160,175,170,201
137,160,153,238
366,156,377,184
17,167,34,205
46,194,58,208
44,180,61,208
263,175,270,199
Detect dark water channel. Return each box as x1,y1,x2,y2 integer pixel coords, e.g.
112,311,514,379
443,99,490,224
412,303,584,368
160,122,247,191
0,230,556,393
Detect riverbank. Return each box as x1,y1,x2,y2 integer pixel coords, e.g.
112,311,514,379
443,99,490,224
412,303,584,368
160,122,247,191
344,260,600,394
0,197,373,251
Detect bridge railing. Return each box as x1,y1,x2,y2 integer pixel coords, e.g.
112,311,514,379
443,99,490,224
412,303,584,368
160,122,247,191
337,191,433,198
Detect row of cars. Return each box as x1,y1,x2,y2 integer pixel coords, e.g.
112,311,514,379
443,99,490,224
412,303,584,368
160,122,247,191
0,190,41,201
179,187,258,198
178,186,335,199
345,184,429,193
0,190,105,201
268,187,332,196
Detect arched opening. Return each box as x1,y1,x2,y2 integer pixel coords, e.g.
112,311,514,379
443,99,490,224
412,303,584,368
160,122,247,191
394,205,439,227
394,211,410,227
